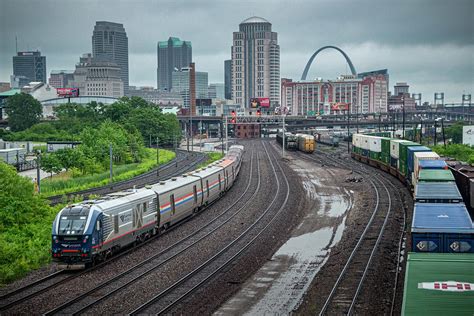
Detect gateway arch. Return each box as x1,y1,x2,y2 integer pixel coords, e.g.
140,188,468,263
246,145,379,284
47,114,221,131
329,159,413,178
301,46,357,80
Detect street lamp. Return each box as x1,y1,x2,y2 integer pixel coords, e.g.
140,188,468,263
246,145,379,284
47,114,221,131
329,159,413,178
402,96,405,139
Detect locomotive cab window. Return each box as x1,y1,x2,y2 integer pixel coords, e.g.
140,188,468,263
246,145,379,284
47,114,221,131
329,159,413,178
59,216,87,235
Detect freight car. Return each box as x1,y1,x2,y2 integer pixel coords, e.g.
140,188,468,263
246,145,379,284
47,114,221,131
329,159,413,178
295,134,315,153
449,163,474,218
51,145,244,269
314,133,339,147
276,132,298,150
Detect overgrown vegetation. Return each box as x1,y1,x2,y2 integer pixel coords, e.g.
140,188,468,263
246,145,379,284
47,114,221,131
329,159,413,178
0,162,60,285
40,148,175,197
431,144,474,164
198,152,224,168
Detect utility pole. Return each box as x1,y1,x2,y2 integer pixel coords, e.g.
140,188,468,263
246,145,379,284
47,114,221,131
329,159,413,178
282,113,286,158
174,135,178,168
36,150,41,193
402,97,406,138
347,108,350,153
199,120,202,152
434,119,438,145
221,115,224,156
225,115,228,153
441,118,446,148
419,119,423,145
109,144,113,184
156,137,160,177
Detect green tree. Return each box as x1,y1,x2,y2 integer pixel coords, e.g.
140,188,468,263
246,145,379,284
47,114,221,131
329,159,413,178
55,148,84,171
5,93,42,132
40,153,62,178
445,122,465,144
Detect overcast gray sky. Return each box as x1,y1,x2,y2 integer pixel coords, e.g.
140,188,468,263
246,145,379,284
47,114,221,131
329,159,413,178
1,0,472,103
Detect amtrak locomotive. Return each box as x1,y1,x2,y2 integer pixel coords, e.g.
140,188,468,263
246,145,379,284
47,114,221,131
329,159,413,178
52,145,244,269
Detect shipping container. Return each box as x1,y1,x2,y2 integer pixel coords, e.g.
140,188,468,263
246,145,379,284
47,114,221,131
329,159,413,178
390,139,411,159
367,135,382,153
407,146,432,177
381,137,391,156
390,156,398,168
418,169,455,182
402,253,474,316
414,182,463,204
413,152,441,179
398,142,421,175
411,203,474,253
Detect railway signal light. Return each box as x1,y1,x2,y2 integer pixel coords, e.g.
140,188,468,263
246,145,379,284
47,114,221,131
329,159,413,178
256,109,261,117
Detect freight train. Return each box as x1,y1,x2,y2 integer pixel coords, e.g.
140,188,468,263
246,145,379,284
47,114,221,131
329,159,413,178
350,133,474,316
276,132,298,150
276,132,315,153
351,133,473,254
51,145,244,269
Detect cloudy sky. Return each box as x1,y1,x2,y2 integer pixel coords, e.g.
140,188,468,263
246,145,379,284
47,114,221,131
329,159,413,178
1,0,472,103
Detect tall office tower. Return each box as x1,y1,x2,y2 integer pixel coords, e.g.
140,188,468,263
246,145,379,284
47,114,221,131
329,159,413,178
13,51,47,83
231,17,280,110
171,66,208,108
224,59,232,99
208,83,225,99
92,21,129,94
157,37,192,91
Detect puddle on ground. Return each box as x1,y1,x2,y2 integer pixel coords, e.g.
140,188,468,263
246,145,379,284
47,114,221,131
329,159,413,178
214,158,353,315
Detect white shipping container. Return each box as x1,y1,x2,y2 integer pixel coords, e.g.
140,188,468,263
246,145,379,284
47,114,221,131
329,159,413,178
368,136,382,153
0,148,27,164
360,135,370,150
414,152,441,179
390,139,410,159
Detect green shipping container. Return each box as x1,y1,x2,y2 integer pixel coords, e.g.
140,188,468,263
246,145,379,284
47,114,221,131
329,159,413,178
399,142,420,163
381,153,390,165
418,169,455,182
381,137,392,156
402,253,474,316
369,151,380,161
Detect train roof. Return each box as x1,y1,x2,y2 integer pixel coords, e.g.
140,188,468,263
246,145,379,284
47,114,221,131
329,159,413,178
150,173,200,194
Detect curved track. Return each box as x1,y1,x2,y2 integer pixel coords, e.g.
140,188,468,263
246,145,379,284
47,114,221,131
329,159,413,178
295,145,405,315
131,140,291,315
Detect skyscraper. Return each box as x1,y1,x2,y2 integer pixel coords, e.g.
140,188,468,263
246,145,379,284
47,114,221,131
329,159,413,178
171,66,208,109
92,21,129,94
231,17,280,110
224,59,232,100
157,37,192,91
12,51,47,84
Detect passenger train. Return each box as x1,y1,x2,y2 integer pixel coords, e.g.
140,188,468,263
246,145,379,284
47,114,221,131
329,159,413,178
51,145,244,269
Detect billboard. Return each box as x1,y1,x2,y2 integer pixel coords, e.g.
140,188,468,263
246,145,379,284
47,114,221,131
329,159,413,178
57,88,79,97
331,103,349,111
250,97,270,108
463,125,474,146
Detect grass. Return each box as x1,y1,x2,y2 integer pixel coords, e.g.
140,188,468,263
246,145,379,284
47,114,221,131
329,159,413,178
197,152,224,168
431,144,474,164
40,148,175,197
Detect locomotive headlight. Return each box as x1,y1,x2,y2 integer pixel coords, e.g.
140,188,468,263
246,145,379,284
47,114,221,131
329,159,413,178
53,236,59,243
83,235,89,244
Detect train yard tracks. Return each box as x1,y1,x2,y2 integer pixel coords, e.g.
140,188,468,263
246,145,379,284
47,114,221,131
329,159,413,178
47,150,207,205
1,140,302,315
297,146,407,315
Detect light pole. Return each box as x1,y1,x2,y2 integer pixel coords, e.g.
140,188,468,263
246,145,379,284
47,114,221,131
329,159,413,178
156,137,160,177
402,96,406,139
36,150,41,193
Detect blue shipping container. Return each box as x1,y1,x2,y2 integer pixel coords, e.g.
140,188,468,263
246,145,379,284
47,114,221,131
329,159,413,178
407,146,432,176
418,159,447,170
411,203,474,253
414,182,463,203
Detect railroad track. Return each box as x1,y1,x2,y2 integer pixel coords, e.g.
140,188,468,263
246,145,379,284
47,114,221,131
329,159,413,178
130,140,290,315
0,144,255,314
308,145,406,315
41,146,261,315
47,150,207,205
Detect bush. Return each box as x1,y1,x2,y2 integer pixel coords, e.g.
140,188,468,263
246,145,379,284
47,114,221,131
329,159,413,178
0,161,59,284
431,144,474,163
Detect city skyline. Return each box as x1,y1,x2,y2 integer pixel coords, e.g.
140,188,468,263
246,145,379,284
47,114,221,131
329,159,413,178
0,0,472,103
